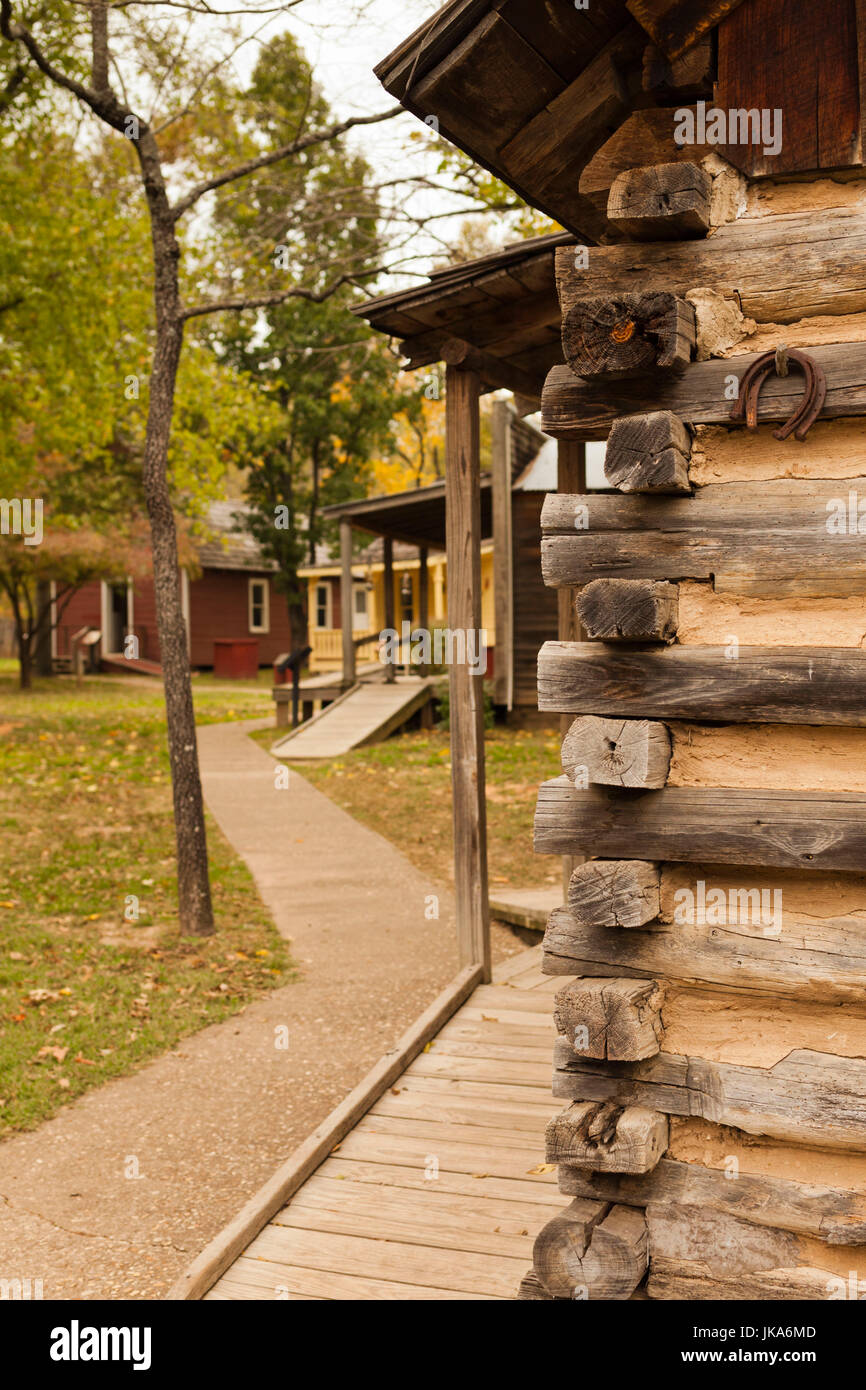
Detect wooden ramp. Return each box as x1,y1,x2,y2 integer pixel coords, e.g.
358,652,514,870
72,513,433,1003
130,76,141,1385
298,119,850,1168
201,948,567,1301
271,676,437,760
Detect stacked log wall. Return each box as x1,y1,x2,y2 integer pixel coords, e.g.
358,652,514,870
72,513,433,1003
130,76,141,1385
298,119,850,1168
523,164,866,1301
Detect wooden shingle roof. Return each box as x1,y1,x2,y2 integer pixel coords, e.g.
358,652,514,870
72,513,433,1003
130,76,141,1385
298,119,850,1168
374,0,742,239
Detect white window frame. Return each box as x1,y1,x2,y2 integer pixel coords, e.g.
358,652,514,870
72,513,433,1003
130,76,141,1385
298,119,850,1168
314,581,332,630
248,577,270,634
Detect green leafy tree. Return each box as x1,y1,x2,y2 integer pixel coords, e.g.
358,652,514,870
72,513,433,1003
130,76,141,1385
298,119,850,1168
0,2,401,934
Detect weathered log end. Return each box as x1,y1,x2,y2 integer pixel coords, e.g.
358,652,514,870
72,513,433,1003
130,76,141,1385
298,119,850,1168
554,976,665,1062
516,1269,564,1300
561,714,672,789
607,162,713,241
546,1101,669,1174
568,858,661,928
577,578,679,642
604,411,693,493
533,1200,648,1300
561,291,696,379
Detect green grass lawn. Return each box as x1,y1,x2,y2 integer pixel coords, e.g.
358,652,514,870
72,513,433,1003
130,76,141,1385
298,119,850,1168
266,718,564,893
0,669,292,1133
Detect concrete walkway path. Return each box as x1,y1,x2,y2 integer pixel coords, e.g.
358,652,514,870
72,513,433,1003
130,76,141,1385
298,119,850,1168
0,720,523,1298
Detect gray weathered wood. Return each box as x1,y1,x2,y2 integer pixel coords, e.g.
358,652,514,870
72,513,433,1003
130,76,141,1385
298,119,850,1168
568,859,660,929
541,482,866,597
562,715,671,789
576,579,679,642
516,1269,561,1300
546,1102,669,1173
556,211,866,327
538,641,866,725
543,903,866,1006
562,292,695,379
535,776,866,874
541,342,866,441
646,1204,848,1302
533,1200,648,1300
604,411,692,492
554,977,665,1062
552,1039,866,1151
559,1154,866,1246
446,365,491,981
607,162,712,240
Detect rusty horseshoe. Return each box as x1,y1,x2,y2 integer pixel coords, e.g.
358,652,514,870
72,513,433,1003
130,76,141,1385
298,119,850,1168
729,347,826,442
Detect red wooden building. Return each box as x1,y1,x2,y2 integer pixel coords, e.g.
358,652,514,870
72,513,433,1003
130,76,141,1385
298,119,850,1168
53,502,295,673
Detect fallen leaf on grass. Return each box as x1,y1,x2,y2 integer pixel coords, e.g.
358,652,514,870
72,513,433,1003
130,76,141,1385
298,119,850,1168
37,1045,68,1063
73,1053,97,1066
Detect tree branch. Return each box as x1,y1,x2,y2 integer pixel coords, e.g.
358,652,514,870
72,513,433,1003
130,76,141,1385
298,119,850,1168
0,0,129,131
180,271,372,321
170,104,404,221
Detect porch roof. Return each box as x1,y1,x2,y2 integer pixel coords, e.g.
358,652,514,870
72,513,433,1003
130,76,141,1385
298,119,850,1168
352,232,572,400
322,476,490,550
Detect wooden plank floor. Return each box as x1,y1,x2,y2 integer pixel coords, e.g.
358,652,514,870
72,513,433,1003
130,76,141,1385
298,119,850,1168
205,946,567,1300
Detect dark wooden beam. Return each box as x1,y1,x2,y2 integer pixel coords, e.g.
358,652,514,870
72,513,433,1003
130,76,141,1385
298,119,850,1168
446,364,491,981
626,0,750,60
439,337,542,404
538,641,866,725
535,777,866,873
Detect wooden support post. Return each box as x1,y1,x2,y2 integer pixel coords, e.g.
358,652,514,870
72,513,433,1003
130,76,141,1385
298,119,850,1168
418,545,429,678
492,399,514,709
446,364,491,981
383,535,396,684
557,440,586,898
339,519,356,689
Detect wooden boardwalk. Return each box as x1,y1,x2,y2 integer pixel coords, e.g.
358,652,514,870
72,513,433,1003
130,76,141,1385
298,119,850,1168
271,676,436,760
205,947,568,1300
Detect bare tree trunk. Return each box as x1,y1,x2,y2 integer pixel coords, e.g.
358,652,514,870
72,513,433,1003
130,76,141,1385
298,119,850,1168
17,628,32,690
138,129,214,937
